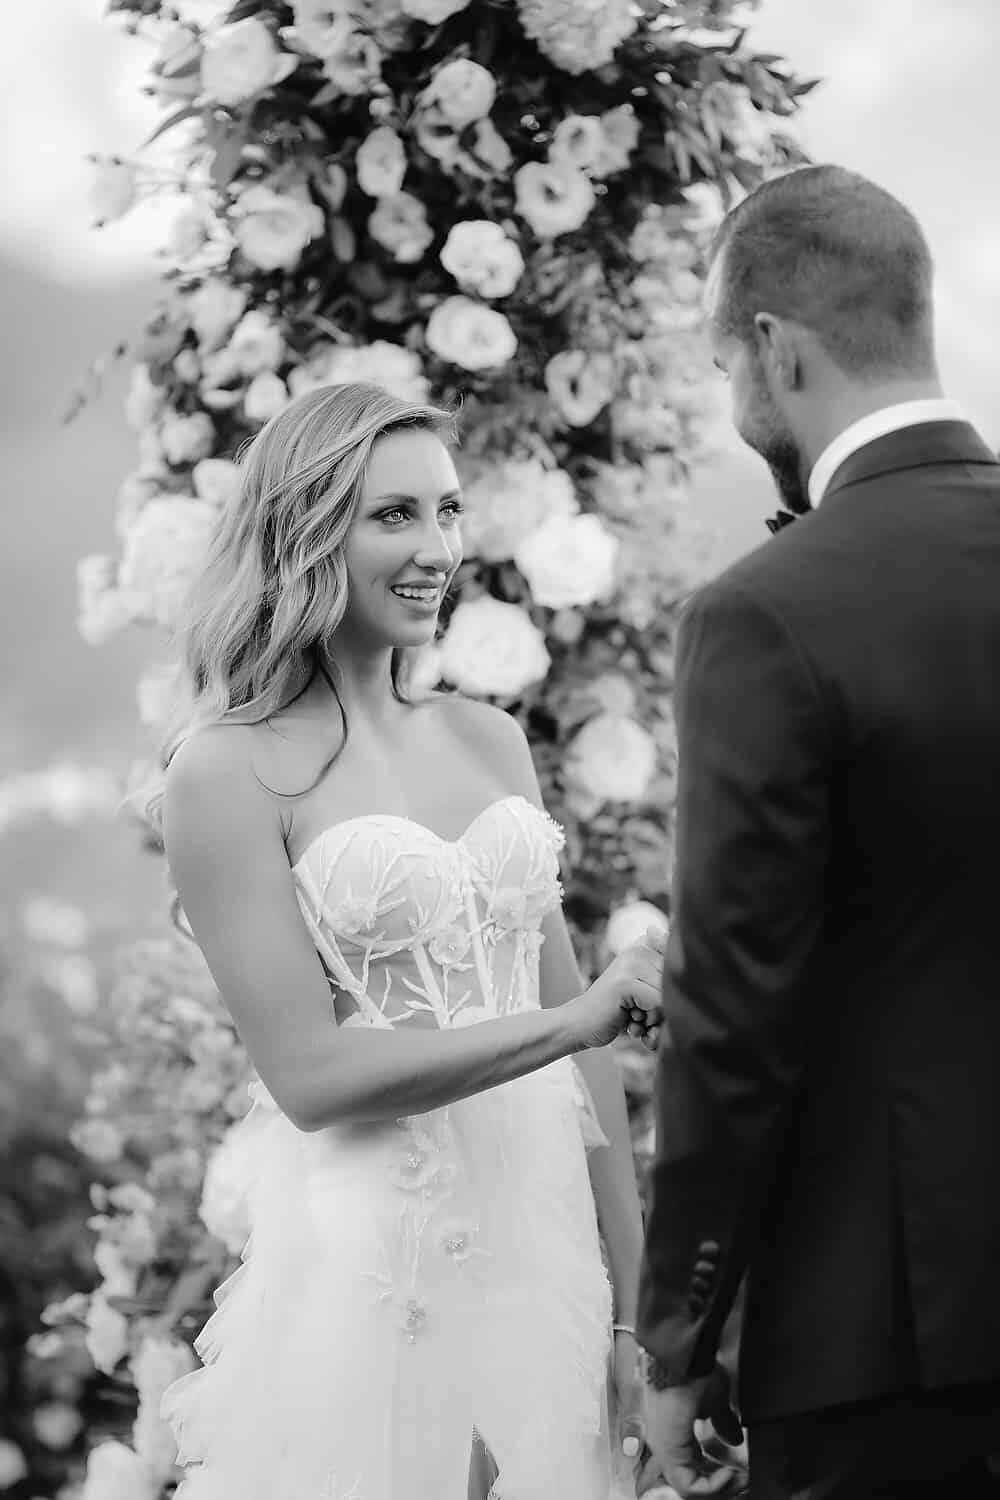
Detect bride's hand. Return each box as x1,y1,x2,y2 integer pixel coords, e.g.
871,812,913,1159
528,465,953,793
612,1330,647,1464
568,926,667,1051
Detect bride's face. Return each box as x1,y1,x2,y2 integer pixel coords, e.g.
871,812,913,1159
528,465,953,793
339,427,464,650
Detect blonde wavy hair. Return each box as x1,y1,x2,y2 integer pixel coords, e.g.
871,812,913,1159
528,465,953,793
147,381,456,828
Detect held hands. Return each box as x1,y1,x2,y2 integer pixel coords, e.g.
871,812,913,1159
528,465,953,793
571,926,667,1051
642,1365,747,1499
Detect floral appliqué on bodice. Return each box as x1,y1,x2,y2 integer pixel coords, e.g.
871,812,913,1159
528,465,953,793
290,795,567,1363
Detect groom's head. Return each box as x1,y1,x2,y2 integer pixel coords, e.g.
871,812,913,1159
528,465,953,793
705,165,939,512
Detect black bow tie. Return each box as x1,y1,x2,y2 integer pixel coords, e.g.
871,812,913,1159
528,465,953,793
765,508,798,535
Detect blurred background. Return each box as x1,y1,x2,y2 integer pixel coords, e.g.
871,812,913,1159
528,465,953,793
1,0,998,933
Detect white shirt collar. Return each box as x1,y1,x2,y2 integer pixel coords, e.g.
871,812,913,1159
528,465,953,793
808,399,966,506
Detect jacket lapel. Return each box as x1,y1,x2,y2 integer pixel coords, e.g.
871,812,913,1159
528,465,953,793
823,420,999,501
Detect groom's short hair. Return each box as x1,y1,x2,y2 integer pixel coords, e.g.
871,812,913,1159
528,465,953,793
710,164,937,379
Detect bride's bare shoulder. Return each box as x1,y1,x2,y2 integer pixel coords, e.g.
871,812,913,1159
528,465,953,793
164,722,288,853
425,694,534,778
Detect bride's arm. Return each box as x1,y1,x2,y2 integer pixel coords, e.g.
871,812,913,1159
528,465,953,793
162,726,636,1132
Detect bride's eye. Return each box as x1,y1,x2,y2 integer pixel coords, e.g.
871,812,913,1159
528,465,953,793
441,500,465,522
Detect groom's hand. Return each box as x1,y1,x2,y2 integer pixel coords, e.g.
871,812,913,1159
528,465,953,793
643,1366,747,1498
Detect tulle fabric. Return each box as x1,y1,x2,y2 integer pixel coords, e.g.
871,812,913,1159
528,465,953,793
162,1069,635,1500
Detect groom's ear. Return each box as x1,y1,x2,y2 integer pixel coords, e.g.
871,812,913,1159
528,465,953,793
752,311,802,392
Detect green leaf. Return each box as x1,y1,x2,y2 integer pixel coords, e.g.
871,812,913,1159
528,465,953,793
140,103,204,151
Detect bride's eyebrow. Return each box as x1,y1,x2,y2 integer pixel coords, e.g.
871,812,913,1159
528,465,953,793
369,489,464,505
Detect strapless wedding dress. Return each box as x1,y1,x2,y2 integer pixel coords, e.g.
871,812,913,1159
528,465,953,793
161,795,636,1500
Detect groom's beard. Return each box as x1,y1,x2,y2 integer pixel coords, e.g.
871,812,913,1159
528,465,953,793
762,434,811,515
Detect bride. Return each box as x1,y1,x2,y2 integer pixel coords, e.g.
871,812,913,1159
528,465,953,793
156,382,663,1500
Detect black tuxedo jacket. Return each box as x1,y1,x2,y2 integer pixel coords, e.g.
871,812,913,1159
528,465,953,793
636,421,1000,1423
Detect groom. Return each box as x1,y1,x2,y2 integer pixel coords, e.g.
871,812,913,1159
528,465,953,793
636,164,1000,1498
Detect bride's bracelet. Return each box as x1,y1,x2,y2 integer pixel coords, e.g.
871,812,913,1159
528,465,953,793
612,1322,636,1339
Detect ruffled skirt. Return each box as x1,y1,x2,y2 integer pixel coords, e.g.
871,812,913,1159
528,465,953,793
161,1058,636,1500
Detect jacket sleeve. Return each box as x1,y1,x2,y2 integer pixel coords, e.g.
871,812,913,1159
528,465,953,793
636,579,833,1383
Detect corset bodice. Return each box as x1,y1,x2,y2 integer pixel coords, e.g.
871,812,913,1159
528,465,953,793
291,795,564,1030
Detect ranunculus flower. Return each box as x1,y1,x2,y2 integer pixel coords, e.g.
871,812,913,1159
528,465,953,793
356,124,408,197
244,370,290,422
199,17,298,106
88,158,138,226
232,184,325,272
461,460,578,563
403,0,470,19
159,410,215,466
566,713,658,803
516,0,637,75
118,498,218,628
514,160,595,239
545,348,616,426
549,114,606,174
425,296,517,371
85,1295,130,1376
606,900,669,957
227,308,285,374
79,1439,157,1500
186,279,248,350
439,597,551,698
514,512,619,609
192,457,242,506
440,221,524,299
368,191,434,263
421,58,496,127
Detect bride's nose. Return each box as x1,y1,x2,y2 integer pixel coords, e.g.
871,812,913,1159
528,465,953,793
412,516,456,572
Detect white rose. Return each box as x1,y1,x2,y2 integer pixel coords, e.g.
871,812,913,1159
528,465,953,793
158,409,215,467
85,1295,130,1376
422,59,496,127
321,26,381,94
403,0,470,19
93,1240,137,1298
514,160,595,239
356,124,407,197
439,597,550,698
425,296,517,371
286,0,352,58
227,308,285,375
244,370,290,422
461,461,578,562
124,364,166,432
193,457,242,506
455,117,513,180
549,114,605,174
131,1336,197,1482
594,103,639,177
200,17,298,106
440,221,524,299
76,555,130,646
32,1401,83,1452
288,339,429,404
545,348,616,426
187,279,248,350
367,191,433,263
118,498,217,628
514,512,619,609
88,158,137,226
515,0,637,75
0,1441,28,1489
606,900,669,957
70,1117,125,1163
567,713,658,803
80,1440,157,1500
233,184,325,272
